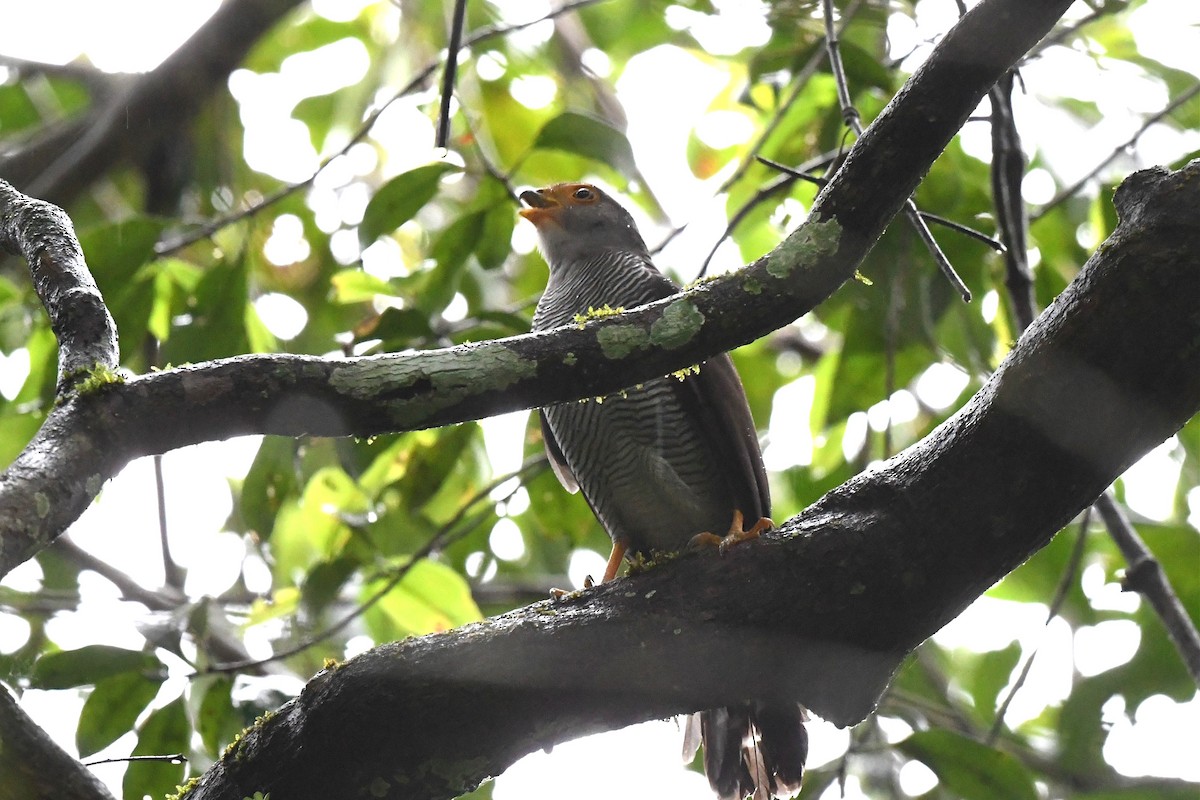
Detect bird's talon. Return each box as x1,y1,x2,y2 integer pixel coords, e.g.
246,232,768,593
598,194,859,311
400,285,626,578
717,510,775,554
583,575,595,589
687,532,724,550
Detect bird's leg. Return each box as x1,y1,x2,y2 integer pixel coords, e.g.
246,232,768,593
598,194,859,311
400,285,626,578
601,540,628,583
549,540,627,599
688,510,775,554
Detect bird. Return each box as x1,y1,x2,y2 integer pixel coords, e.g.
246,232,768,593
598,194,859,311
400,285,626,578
519,182,808,800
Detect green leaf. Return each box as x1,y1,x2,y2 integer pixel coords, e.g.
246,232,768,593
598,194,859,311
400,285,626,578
532,111,638,174
77,670,164,757
474,202,516,270
898,729,1037,800
359,163,461,247
230,436,300,539
964,641,1022,726
362,559,482,640
78,218,166,288
431,211,486,275
331,269,397,304
197,676,236,757
122,697,189,800
30,645,162,689
161,253,250,363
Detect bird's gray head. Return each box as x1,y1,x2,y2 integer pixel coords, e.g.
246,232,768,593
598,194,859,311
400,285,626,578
518,183,649,267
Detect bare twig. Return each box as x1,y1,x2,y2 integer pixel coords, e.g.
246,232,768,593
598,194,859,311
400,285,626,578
990,71,1036,331
436,0,469,149
821,0,972,302
694,151,838,278
1095,494,1200,685
917,210,1005,252
1035,84,1200,218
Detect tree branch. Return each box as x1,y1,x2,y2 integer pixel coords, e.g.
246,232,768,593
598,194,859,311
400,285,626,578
0,180,117,384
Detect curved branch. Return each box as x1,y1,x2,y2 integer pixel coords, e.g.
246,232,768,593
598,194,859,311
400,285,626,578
0,0,1076,579
187,162,1200,800
0,180,117,383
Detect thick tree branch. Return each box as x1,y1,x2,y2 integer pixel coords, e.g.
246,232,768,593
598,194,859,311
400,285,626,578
0,0,1076,578
184,162,1200,800
0,688,116,800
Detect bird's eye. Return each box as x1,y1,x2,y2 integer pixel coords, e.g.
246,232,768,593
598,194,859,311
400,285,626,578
573,187,595,201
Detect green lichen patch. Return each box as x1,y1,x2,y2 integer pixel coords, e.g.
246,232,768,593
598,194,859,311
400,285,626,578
596,325,649,359
765,218,842,280
649,299,704,350
331,345,537,419
742,275,763,295
34,492,50,518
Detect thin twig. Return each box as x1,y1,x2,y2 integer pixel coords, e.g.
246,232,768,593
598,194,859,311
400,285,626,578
1035,83,1200,218
1095,494,1200,685
83,753,186,767
156,0,610,256
436,0,469,149
821,0,971,302
917,210,1005,252
198,456,547,675
989,71,1036,331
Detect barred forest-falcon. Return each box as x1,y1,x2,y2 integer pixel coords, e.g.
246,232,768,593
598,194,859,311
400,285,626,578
520,182,808,800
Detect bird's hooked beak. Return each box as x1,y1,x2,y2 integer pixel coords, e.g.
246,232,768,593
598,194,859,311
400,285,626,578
518,187,563,227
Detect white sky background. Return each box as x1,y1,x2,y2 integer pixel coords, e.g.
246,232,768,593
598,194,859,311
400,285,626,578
2,0,1200,798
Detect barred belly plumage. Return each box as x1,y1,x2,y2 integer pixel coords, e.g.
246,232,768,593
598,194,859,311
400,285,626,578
542,376,732,554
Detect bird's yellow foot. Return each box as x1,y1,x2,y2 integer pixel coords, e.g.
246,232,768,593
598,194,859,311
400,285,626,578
688,510,774,554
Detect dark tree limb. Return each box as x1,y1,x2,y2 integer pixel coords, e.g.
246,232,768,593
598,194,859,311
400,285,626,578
0,687,116,800
0,0,1076,578
0,180,117,385
185,163,1200,800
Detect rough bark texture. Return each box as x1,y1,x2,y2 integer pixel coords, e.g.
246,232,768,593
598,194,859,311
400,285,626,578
0,0,1077,578
185,163,1200,800
0,181,118,383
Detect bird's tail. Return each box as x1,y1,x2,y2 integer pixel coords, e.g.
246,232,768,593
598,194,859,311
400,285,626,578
688,703,808,800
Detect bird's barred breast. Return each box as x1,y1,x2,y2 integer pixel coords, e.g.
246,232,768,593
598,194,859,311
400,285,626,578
542,379,734,554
